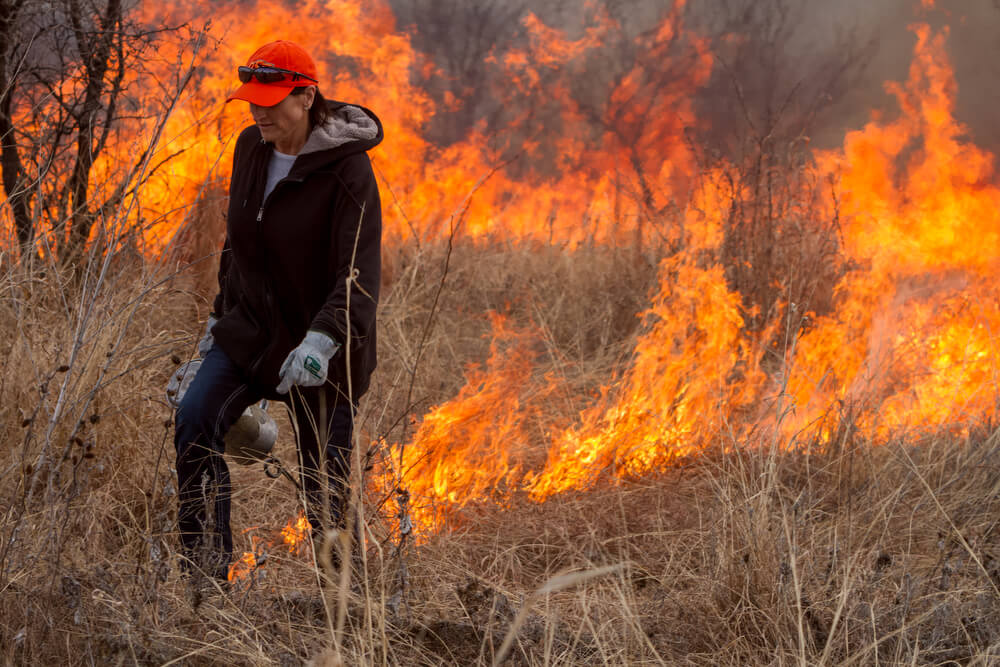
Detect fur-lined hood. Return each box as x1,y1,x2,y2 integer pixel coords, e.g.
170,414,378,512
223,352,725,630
240,100,383,175
300,102,382,155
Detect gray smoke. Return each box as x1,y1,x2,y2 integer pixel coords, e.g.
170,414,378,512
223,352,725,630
732,0,1000,151
387,0,1000,156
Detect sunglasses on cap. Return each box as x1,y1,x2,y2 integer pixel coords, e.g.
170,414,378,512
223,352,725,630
237,65,318,84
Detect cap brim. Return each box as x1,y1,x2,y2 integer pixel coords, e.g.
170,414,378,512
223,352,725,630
226,81,295,107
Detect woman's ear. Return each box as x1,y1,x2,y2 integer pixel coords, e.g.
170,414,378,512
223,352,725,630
304,85,317,110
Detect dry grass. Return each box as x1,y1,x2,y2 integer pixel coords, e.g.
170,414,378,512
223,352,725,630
2,232,1000,666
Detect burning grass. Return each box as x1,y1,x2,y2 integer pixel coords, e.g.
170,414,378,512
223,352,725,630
3,3,1000,663
2,237,1000,665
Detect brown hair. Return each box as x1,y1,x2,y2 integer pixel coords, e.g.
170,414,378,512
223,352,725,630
292,87,331,129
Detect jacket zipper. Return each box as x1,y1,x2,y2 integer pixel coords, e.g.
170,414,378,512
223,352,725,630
246,173,300,379
245,135,306,379
247,200,272,378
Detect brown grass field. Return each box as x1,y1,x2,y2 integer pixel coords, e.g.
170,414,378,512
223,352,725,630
4,0,1000,662
2,223,1000,666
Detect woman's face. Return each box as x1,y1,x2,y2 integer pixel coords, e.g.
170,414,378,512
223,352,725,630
249,87,315,153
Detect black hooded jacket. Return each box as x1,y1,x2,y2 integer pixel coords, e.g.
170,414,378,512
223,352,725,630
210,100,383,399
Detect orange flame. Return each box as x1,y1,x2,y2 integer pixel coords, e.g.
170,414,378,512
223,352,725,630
228,550,258,582
282,512,311,552
6,0,996,541
90,0,708,250
228,511,311,582
380,313,541,530
387,17,1000,532
786,23,1000,438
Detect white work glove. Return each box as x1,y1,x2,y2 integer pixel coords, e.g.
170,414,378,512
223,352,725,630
197,315,218,358
166,360,202,408
276,330,341,394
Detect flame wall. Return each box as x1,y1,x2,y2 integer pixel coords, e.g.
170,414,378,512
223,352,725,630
118,0,709,251
384,15,1000,530
5,0,999,535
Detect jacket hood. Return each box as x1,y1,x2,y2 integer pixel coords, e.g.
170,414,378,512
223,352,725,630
300,101,382,155
241,100,383,173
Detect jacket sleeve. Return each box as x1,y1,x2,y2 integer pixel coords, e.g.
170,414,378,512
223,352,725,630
210,235,232,317
309,153,381,349
211,135,248,318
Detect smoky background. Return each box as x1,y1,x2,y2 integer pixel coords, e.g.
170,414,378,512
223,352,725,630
384,0,1000,159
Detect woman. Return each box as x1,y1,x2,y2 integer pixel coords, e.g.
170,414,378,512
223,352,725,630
173,40,382,583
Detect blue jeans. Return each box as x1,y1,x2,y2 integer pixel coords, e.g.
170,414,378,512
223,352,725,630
173,344,355,578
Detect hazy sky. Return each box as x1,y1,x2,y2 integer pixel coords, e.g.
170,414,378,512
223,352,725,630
803,0,1000,149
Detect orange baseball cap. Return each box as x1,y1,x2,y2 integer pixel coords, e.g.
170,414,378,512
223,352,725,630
227,40,319,107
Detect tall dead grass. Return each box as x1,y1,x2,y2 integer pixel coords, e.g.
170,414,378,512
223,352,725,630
1,223,999,665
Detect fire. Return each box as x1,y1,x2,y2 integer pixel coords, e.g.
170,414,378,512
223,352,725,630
228,511,311,582
281,512,311,551
228,550,257,582
86,0,710,251
529,256,771,498
5,0,997,540
379,313,542,530
785,23,1000,439
389,15,1000,528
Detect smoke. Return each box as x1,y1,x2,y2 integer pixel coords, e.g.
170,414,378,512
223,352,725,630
388,0,1000,158
736,0,1000,152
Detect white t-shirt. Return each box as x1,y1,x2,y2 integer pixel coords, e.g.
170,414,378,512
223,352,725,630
264,149,296,199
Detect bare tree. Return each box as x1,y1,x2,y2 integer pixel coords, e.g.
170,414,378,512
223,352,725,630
389,0,542,145
569,2,710,228
0,0,188,264
688,0,875,345
0,0,34,251
692,0,876,156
